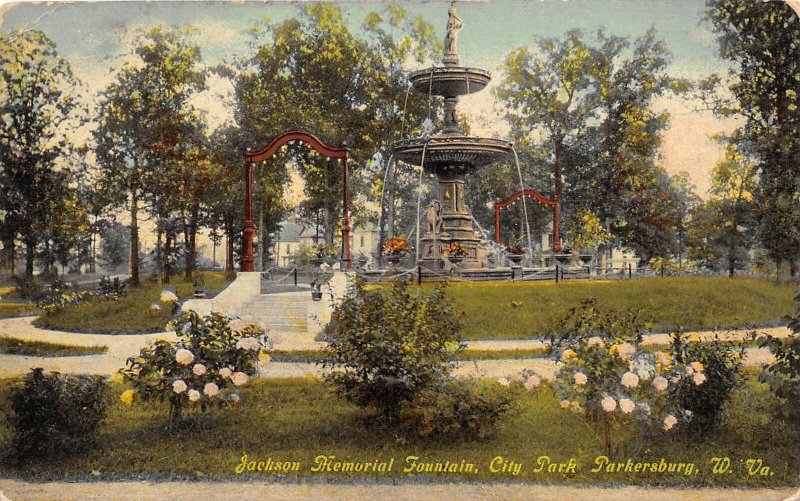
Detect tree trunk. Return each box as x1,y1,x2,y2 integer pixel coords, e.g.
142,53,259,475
258,207,265,271
164,230,173,285
184,203,199,280
25,236,35,279
225,215,234,273
129,187,140,286
1,234,15,274
155,217,164,280
790,259,797,278
323,206,335,246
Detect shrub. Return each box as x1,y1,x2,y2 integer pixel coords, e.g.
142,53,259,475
98,276,127,299
119,311,269,430
670,332,745,434
322,279,465,418
545,299,704,453
399,379,517,438
9,368,108,461
322,279,516,436
758,286,800,430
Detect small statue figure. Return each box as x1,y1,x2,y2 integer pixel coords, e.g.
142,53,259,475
426,201,442,234
444,1,463,58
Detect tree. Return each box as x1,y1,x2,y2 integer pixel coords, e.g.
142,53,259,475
236,4,438,250
496,30,597,246
98,220,130,271
686,142,757,275
95,27,206,285
0,30,84,278
496,29,692,260
703,0,800,276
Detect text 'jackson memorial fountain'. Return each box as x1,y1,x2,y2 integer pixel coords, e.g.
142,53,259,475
392,2,512,270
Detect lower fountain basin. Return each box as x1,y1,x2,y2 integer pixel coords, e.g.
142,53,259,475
409,66,491,97
392,135,513,172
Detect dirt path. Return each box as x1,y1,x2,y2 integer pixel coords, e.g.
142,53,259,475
0,479,797,501
0,316,790,378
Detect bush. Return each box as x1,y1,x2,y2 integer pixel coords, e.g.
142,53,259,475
399,379,517,438
759,286,800,430
545,299,705,453
9,368,108,461
670,332,744,434
322,279,464,418
322,279,516,436
119,311,269,430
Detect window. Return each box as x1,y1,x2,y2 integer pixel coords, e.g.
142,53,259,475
360,235,365,248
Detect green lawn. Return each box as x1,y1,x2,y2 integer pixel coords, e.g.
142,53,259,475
0,336,107,357
432,277,796,339
36,272,235,334
0,376,795,486
0,302,38,319
270,348,551,363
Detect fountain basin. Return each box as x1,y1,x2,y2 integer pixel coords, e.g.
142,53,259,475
392,135,512,172
409,66,491,97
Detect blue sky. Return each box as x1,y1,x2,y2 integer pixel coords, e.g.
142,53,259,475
0,0,737,196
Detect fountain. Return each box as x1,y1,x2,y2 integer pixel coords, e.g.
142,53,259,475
392,1,513,270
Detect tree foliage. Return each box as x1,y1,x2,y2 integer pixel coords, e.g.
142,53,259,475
0,30,85,277
703,0,800,276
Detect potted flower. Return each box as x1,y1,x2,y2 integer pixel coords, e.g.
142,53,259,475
506,243,525,265
442,242,470,263
312,243,339,266
381,236,409,266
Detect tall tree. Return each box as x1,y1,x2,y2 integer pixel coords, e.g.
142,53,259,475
703,0,800,276
687,142,757,275
95,27,206,285
0,30,84,278
236,4,438,250
495,28,690,259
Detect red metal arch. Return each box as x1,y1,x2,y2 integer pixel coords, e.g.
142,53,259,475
494,189,561,252
241,130,351,272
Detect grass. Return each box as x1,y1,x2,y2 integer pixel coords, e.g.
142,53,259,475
0,375,796,486
270,348,550,363
0,336,107,357
428,277,796,339
0,302,38,319
36,271,235,334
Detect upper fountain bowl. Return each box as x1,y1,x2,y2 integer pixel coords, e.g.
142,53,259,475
392,134,512,174
409,66,491,97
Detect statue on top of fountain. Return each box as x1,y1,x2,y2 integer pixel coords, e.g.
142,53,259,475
444,1,462,65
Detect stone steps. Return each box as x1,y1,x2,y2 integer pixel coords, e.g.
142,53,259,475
240,292,310,334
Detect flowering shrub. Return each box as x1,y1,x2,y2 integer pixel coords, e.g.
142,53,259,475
442,242,469,257
381,236,409,256
9,368,108,461
119,311,269,429
670,332,744,434
546,299,705,453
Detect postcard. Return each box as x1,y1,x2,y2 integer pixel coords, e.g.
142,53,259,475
0,1,799,500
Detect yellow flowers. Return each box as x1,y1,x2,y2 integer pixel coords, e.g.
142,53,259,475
561,348,577,361
258,352,271,362
119,389,134,406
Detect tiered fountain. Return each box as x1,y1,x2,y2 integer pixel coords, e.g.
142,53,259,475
392,1,512,270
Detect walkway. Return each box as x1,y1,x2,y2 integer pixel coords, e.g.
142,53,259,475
0,478,797,501
0,316,791,378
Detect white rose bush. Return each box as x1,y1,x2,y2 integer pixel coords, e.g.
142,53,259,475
119,311,270,430
547,299,708,454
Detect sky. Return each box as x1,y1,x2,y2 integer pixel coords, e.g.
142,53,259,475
0,0,741,202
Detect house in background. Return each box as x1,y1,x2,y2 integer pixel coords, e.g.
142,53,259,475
268,218,381,269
